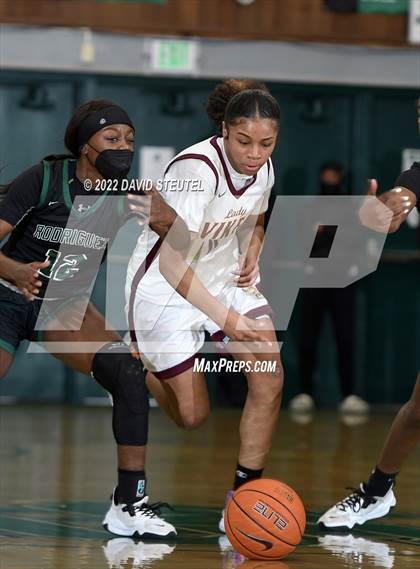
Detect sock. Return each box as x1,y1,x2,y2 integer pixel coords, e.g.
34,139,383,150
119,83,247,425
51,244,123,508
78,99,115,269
233,463,264,491
364,466,398,497
116,468,146,504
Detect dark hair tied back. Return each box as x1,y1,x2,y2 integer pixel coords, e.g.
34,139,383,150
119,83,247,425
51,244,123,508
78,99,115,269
225,89,280,129
206,79,270,131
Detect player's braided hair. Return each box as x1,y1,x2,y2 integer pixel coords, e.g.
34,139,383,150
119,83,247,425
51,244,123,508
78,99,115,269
206,79,269,132
224,89,280,131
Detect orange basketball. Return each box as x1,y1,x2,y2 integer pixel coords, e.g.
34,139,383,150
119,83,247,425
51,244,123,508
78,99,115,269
224,478,306,560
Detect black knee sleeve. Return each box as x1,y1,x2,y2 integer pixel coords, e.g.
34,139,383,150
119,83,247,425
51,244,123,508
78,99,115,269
91,342,149,446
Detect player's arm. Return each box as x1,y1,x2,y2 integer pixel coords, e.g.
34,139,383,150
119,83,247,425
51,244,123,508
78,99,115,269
158,235,267,343
0,164,51,300
235,169,272,287
157,159,267,341
127,188,190,253
238,213,265,258
0,220,49,301
235,213,265,287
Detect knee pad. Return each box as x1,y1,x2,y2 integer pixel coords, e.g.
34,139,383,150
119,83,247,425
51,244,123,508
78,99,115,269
91,342,149,446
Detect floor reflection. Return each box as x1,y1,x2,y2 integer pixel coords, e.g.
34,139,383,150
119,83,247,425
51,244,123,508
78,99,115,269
102,538,176,568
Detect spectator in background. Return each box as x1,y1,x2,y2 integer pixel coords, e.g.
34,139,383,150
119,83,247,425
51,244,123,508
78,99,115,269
289,161,369,415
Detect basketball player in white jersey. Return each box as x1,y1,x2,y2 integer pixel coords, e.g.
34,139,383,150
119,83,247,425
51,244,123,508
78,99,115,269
126,82,283,531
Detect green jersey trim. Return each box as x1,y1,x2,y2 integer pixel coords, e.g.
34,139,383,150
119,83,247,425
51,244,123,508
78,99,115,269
38,161,51,207
0,338,16,356
62,159,109,217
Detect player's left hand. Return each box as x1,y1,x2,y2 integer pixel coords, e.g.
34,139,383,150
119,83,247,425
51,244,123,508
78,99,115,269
233,252,260,287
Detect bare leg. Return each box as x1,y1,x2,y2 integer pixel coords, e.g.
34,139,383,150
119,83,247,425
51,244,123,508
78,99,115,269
148,318,283,467
377,372,420,473
118,446,146,470
228,318,283,469
146,371,185,427
157,368,210,429
141,365,210,429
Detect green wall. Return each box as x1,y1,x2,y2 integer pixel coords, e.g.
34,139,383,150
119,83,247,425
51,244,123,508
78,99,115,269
0,72,418,405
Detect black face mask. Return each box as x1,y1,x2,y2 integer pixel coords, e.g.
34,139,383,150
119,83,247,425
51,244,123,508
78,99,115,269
319,182,341,195
89,145,134,180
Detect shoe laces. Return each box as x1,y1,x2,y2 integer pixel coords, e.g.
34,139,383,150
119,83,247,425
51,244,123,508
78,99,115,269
123,500,173,519
336,486,377,513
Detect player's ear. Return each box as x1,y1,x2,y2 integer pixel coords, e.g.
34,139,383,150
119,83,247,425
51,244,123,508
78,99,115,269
81,144,89,156
222,121,229,139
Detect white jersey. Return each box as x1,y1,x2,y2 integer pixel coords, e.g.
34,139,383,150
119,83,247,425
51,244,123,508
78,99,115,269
126,136,274,307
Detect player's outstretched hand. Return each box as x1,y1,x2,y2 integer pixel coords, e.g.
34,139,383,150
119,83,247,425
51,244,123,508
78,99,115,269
127,188,189,249
358,179,392,233
11,260,49,301
359,179,415,233
378,185,416,233
127,187,173,231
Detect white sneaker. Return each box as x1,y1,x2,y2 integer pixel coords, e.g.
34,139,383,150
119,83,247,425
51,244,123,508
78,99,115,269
339,395,370,414
318,534,395,569
103,537,176,568
317,483,396,530
289,410,314,425
219,490,234,533
103,489,177,538
218,534,232,552
289,393,315,412
340,413,369,427
218,536,246,569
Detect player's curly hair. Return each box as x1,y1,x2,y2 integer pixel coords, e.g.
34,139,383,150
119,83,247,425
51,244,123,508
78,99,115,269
206,79,269,131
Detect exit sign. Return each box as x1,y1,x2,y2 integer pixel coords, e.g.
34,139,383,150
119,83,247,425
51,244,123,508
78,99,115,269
150,40,198,73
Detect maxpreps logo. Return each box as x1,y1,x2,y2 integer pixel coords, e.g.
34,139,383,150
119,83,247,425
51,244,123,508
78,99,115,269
253,500,288,530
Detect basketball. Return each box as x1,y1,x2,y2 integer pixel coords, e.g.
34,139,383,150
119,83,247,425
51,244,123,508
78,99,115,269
224,478,306,560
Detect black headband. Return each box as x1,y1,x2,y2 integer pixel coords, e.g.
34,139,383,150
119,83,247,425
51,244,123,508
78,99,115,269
77,105,135,149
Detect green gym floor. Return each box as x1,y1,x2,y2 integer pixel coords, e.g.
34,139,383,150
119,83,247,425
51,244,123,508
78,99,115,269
0,406,419,568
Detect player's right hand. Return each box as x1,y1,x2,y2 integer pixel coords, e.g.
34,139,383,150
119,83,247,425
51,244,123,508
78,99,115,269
358,179,415,233
127,187,173,233
127,189,190,251
11,260,49,301
358,179,393,233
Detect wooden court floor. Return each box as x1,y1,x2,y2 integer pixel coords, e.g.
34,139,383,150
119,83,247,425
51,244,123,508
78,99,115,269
0,405,419,568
